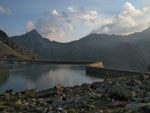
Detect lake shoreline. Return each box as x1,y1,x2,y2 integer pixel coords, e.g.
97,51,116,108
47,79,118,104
0,74,150,113
0,60,94,65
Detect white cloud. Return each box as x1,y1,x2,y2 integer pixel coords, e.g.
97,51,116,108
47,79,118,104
31,8,112,41
78,10,111,26
68,23,73,31
0,5,13,15
33,8,105,41
79,10,99,26
51,9,59,16
26,21,35,32
92,2,150,35
35,12,64,40
142,0,150,6
29,2,150,41
44,26,64,40
68,7,75,12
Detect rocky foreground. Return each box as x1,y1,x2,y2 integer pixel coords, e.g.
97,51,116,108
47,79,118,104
1,74,150,113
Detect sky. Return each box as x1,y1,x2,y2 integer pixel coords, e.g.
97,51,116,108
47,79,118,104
0,0,150,42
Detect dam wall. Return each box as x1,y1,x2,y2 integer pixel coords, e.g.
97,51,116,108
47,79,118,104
86,62,150,78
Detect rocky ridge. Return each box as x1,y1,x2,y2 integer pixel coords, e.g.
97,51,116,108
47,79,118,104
0,30,38,60
1,74,150,113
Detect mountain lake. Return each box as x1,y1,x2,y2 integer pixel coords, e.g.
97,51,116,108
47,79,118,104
0,64,103,92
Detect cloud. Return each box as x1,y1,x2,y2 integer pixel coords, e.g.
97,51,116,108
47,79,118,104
0,5,13,15
33,8,105,40
28,2,150,41
35,11,64,40
68,23,73,31
44,26,64,40
78,10,111,26
142,0,150,6
51,9,59,16
26,21,35,32
92,2,150,35
79,10,99,26
68,7,75,12
30,7,112,41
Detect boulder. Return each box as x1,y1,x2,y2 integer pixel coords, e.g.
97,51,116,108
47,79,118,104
144,97,150,103
36,107,44,112
34,88,63,98
5,89,14,95
96,87,107,93
125,103,150,111
107,86,133,101
132,85,140,92
136,74,147,81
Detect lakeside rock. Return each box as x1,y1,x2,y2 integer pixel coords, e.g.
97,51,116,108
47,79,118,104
1,74,150,113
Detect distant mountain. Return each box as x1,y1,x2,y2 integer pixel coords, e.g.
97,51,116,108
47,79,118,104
0,30,38,60
11,27,150,72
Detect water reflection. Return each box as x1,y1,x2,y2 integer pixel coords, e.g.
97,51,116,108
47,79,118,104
0,71,10,86
0,64,103,92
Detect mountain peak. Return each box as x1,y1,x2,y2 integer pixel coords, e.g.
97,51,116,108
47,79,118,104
28,29,39,35
0,29,8,38
0,29,10,43
26,29,43,39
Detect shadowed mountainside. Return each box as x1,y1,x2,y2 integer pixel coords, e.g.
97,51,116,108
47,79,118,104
0,30,38,60
11,27,150,71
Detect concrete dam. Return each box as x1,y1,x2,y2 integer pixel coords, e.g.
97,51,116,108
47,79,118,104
86,62,150,78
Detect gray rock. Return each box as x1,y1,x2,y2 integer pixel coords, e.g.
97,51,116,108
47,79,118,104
65,98,74,104
48,106,53,110
54,96,63,103
134,80,142,85
125,103,150,111
58,107,63,111
136,74,147,81
34,88,63,98
96,87,107,93
132,85,140,92
143,81,150,89
48,111,54,113
5,89,14,95
144,97,150,103
107,86,132,101
20,104,29,110
146,92,150,97
132,97,142,102
36,107,44,112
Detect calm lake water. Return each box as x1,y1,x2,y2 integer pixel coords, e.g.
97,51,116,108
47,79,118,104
0,64,103,92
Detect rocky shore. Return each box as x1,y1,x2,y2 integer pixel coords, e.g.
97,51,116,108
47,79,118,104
1,74,150,113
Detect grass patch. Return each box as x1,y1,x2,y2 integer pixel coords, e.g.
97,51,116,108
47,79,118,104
67,109,78,113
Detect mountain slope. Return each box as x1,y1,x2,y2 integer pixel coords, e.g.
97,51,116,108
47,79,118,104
0,30,38,60
0,42,28,60
11,28,150,71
